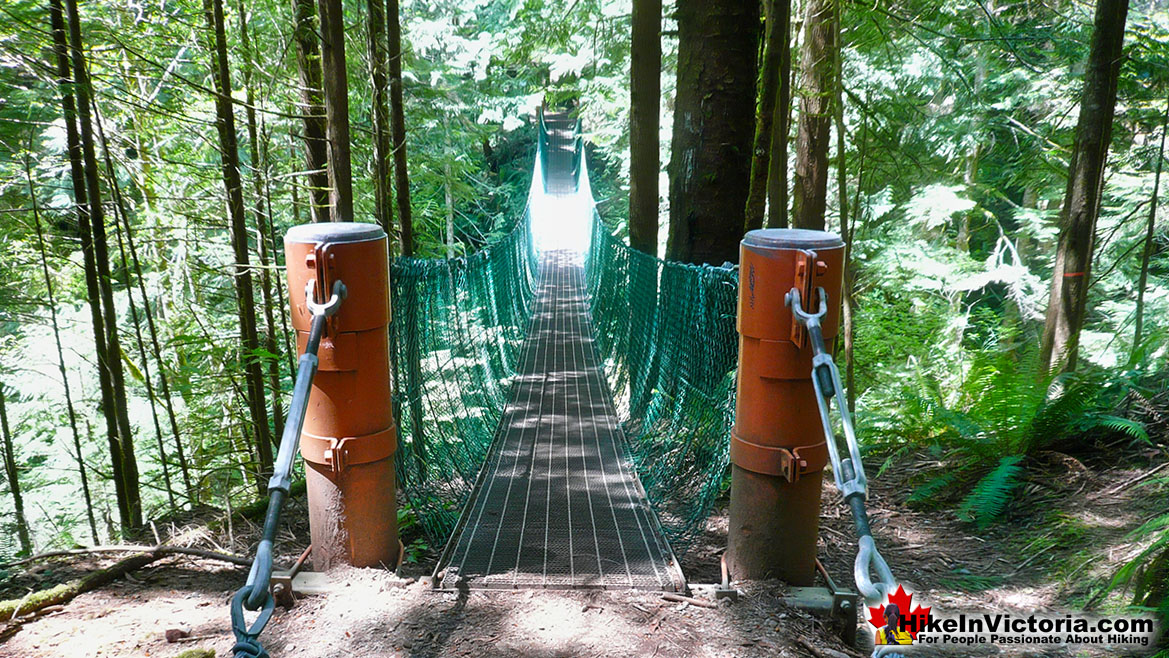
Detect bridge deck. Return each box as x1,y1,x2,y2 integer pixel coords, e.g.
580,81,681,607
435,250,683,590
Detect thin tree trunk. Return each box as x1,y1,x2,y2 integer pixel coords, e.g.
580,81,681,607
272,131,298,380
318,0,355,221
64,0,142,531
292,0,331,223
1133,89,1168,354
628,0,662,408
766,0,794,229
0,387,32,555
367,0,395,237
832,0,855,412
791,0,836,230
444,118,456,258
387,0,414,255
24,150,99,544
256,132,287,445
387,0,424,471
105,146,193,505
52,0,130,531
96,110,177,512
666,0,760,265
203,0,274,489
237,1,286,444
629,0,661,255
1039,0,1130,373
745,0,791,232
958,143,980,253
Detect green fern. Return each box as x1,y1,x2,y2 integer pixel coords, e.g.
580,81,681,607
958,455,1024,528
907,470,961,507
1081,415,1150,443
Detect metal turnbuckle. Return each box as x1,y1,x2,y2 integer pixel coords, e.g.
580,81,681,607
786,286,896,602
229,279,346,658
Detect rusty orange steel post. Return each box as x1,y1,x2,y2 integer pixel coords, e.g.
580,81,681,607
727,229,844,584
285,223,400,570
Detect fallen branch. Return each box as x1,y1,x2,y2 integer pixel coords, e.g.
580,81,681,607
0,551,160,621
1,544,250,570
796,636,856,658
661,593,718,609
0,544,250,623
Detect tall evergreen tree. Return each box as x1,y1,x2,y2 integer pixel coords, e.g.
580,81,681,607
791,0,838,231
292,0,331,223
387,0,414,255
629,0,661,256
202,0,274,484
745,0,791,232
666,0,760,265
1039,0,1130,373
318,0,355,221
65,0,143,530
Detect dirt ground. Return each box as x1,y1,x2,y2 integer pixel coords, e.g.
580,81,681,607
1,444,1164,658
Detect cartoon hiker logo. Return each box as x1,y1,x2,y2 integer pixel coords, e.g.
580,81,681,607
868,585,932,646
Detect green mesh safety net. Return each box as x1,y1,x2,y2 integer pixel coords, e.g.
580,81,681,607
391,117,739,552
585,219,739,548
390,213,538,539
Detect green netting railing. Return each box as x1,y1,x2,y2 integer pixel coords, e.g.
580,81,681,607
585,216,739,549
390,211,537,539
392,116,740,552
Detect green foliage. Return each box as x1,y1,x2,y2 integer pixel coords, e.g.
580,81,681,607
867,346,1153,526
957,455,1024,528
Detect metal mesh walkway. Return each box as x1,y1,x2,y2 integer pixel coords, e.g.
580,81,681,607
435,250,684,590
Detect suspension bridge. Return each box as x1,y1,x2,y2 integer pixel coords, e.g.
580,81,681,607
231,110,893,656
389,111,740,575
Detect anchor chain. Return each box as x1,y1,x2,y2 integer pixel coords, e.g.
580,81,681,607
786,286,896,602
229,279,346,658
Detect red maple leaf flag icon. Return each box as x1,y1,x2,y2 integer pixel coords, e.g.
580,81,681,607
866,585,932,640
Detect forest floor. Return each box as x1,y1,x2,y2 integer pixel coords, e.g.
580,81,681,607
0,442,1164,658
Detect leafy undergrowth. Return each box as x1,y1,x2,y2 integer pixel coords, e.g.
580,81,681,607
815,436,1169,656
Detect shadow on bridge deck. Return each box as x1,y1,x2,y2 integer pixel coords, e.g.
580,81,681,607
435,251,684,591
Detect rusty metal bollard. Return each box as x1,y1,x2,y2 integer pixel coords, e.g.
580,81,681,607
726,229,844,585
285,223,400,570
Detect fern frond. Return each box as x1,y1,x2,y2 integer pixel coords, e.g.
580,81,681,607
1087,415,1150,443
908,471,959,507
958,455,1024,528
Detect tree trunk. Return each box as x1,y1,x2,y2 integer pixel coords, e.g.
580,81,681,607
291,0,331,223
1038,0,1130,374
0,387,32,556
318,0,355,222
109,147,193,505
766,0,794,229
24,151,99,544
832,0,855,412
791,0,836,230
1133,89,1167,355
367,0,395,237
745,0,791,232
99,121,177,512
387,0,414,255
666,0,760,265
203,0,274,487
237,1,286,444
54,0,129,532
64,0,143,531
629,0,661,255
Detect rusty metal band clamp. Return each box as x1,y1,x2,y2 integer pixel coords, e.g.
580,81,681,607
786,286,896,602
230,279,347,658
